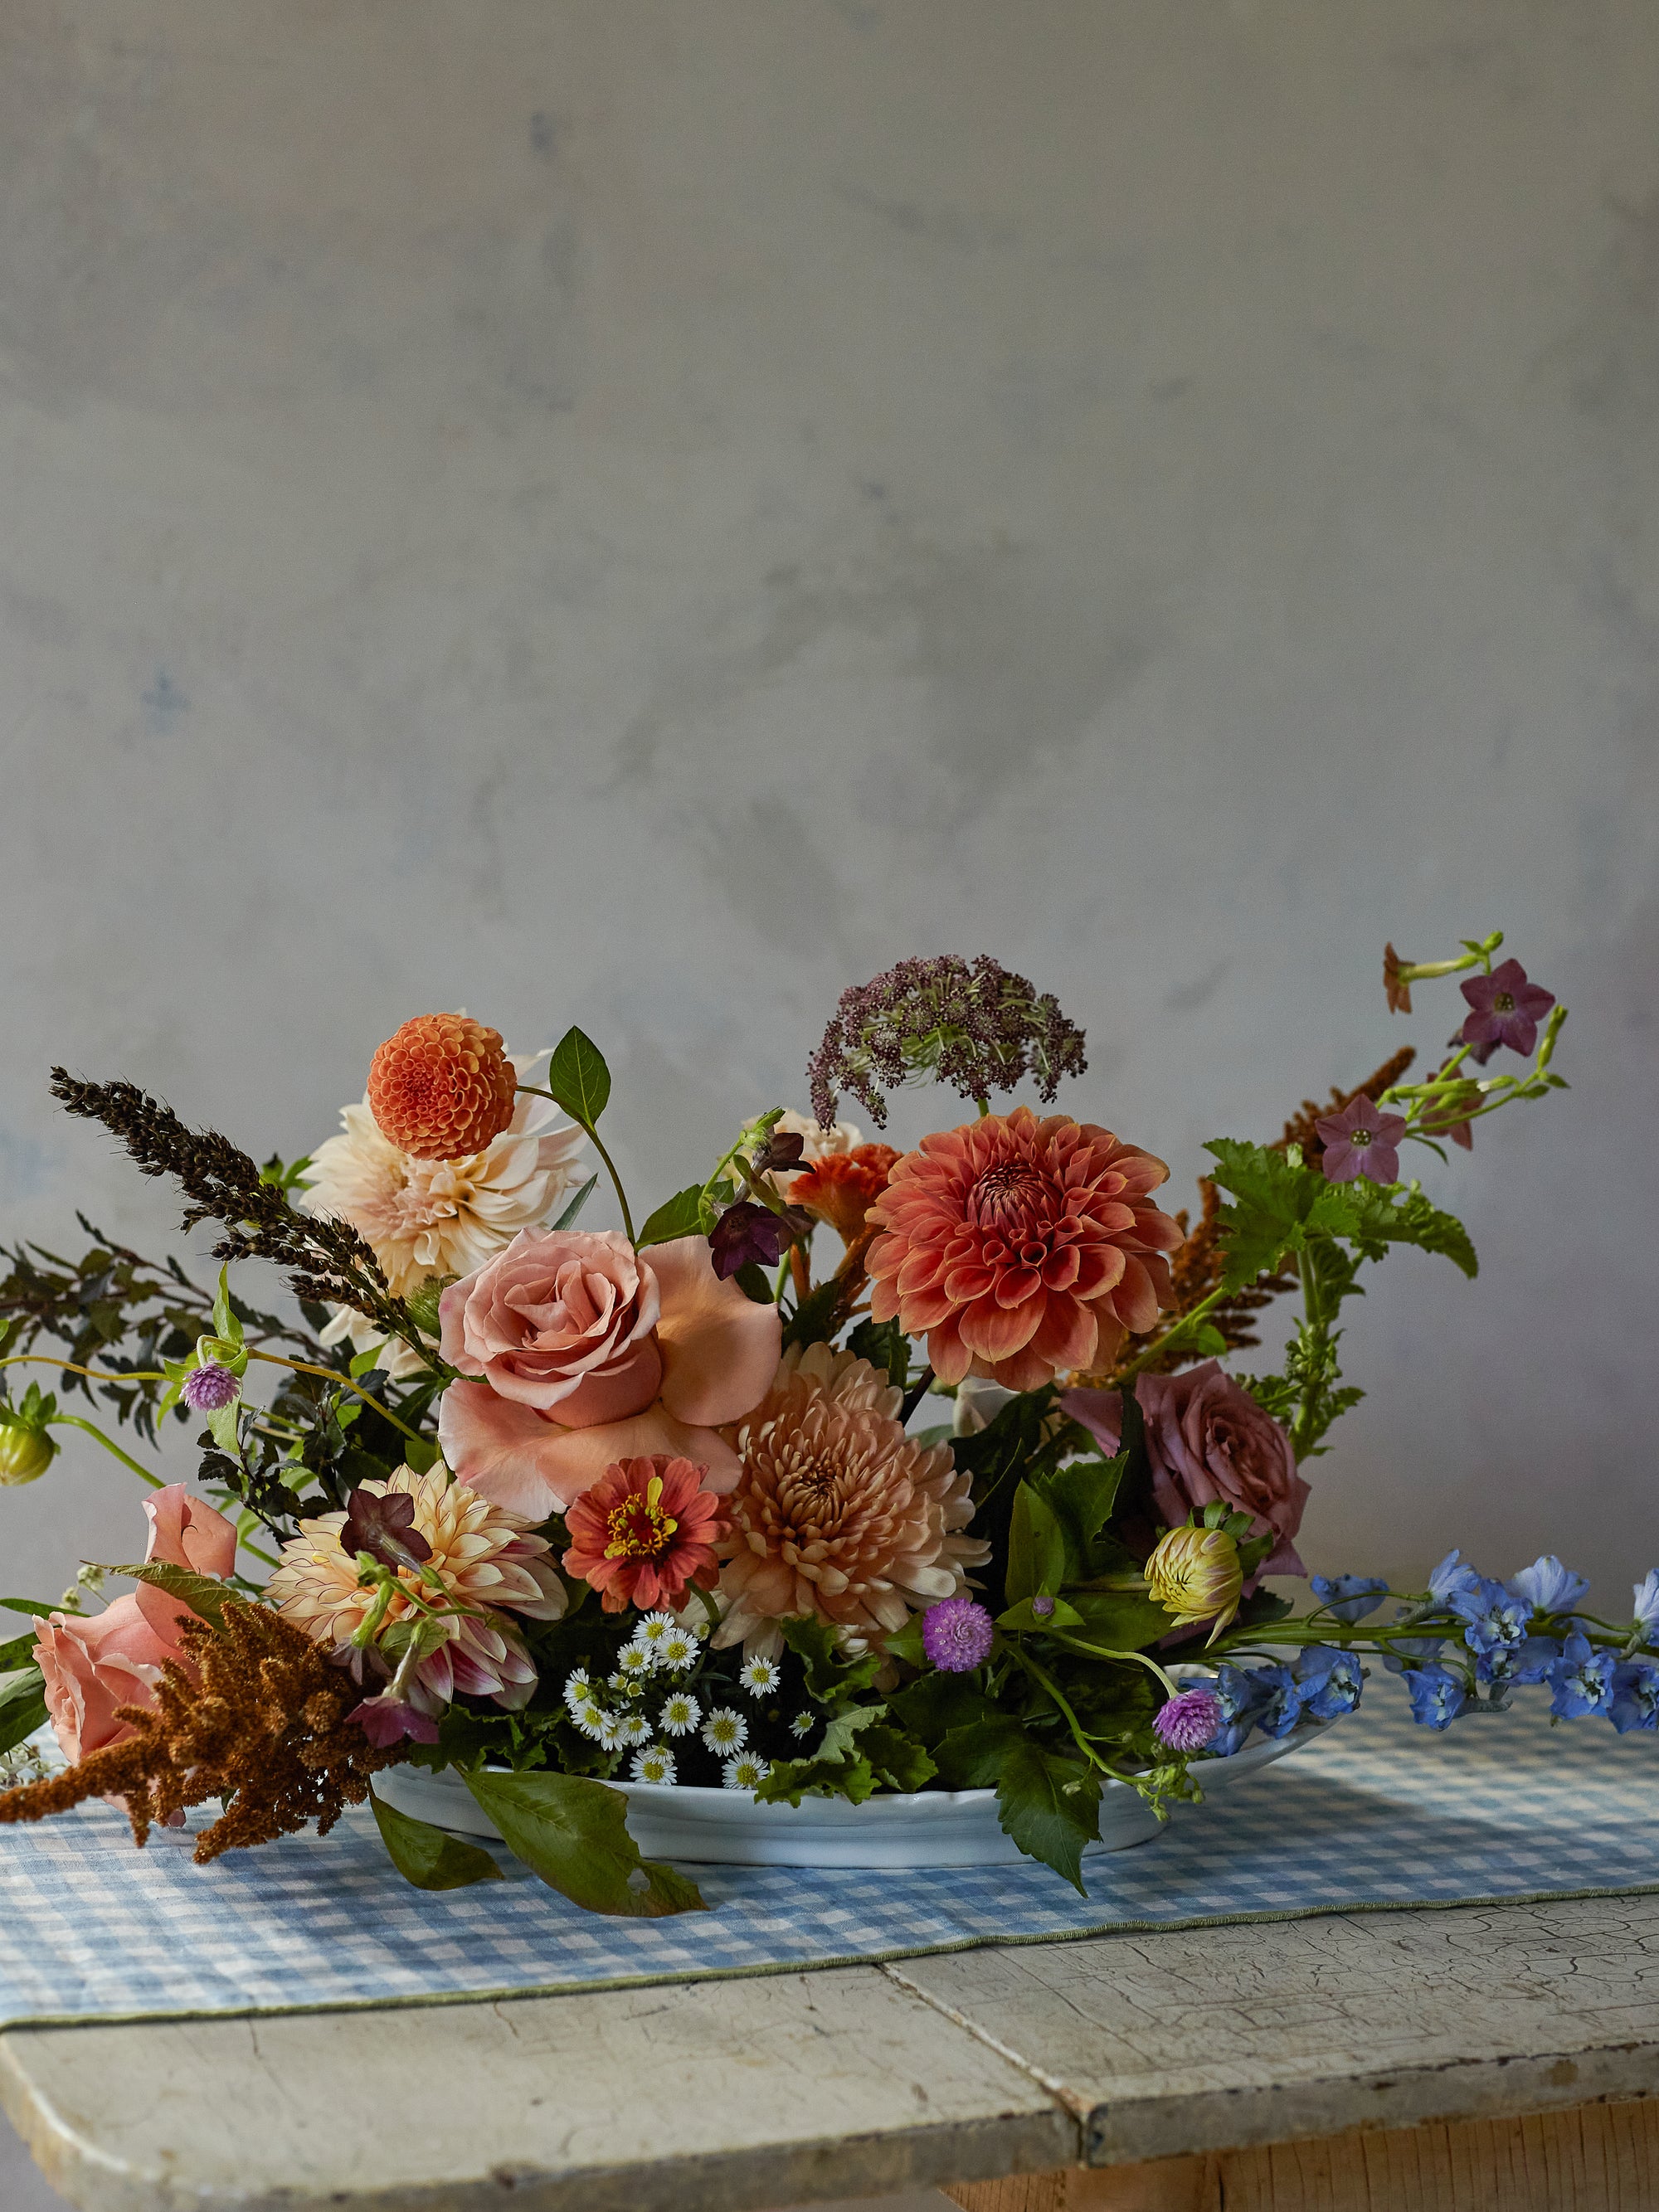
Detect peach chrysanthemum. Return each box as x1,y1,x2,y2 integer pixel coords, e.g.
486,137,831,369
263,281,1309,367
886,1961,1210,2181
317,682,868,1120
266,1464,566,1714
367,1014,518,1160
714,1344,988,1659
865,1107,1182,1392
301,1085,586,1299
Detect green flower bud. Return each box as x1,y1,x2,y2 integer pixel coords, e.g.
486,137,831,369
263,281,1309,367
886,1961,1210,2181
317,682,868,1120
0,1424,57,1485
1146,1523,1244,1638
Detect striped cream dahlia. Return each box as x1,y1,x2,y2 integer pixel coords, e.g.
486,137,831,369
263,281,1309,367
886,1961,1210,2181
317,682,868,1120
714,1343,989,1659
267,1464,566,1714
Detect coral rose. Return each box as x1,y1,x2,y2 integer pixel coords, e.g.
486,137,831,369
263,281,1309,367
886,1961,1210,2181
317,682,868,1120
790,1144,900,1244
562,1455,731,1613
436,1230,781,1518
367,1014,518,1161
866,1107,1182,1392
715,1343,989,1658
35,1483,238,1762
1063,1361,1310,1577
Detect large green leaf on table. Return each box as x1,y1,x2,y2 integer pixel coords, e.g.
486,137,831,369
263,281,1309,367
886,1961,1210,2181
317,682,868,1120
994,1738,1104,1895
1316,1180,1478,1279
1066,1588,1178,1650
778,1616,883,1708
545,1027,612,1128
101,1562,230,1631
635,1185,713,1250
1005,1481,1067,1605
369,1787,505,1892
463,1768,706,1918
0,1665,48,1758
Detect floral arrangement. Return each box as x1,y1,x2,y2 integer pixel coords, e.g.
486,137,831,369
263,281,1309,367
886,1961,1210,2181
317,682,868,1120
0,939,1650,1917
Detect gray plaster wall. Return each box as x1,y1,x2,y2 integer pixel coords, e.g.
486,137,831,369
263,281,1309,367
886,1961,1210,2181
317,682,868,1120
1,0,1655,1613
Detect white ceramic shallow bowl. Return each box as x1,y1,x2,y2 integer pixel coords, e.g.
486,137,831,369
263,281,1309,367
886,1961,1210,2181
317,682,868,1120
374,1723,1328,1869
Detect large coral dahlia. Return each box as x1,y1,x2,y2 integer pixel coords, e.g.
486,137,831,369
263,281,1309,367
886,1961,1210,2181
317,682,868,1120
865,1107,1181,1392
715,1344,988,1657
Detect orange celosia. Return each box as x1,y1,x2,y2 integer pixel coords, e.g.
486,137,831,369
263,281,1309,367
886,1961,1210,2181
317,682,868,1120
789,1143,899,1243
367,1014,518,1161
865,1106,1182,1392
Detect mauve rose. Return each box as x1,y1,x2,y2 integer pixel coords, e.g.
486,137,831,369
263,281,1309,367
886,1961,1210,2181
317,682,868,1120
143,1482,238,1578
438,1228,664,1426
1063,1360,1310,1577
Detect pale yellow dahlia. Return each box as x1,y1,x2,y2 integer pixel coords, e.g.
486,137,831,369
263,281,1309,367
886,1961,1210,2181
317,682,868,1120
714,1343,988,1658
266,1463,566,1714
300,1077,586,1297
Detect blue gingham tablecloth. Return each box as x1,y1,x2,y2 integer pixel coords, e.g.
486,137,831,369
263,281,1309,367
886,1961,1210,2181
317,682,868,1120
0,1697,1652,2027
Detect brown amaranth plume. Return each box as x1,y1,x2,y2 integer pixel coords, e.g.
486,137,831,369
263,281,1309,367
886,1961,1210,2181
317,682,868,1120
0,1600,406,1863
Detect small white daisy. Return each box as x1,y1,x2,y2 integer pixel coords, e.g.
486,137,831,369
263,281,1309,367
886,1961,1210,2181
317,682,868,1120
633,1610,677,1649
738,1656,781,1697
701,1706,748,1755
566,1701,606,1740
563,1666,591,1702
788,1710,815,1740
722,1753,766,1791
658,1692,702,1737
619,1712,653,1748
616,1644,654,1680
657,1628,698,1671
595,1710,624,1750
630,1744,677,1785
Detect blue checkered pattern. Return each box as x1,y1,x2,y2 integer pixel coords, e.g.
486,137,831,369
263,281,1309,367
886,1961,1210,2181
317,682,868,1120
0,1698,1652,2026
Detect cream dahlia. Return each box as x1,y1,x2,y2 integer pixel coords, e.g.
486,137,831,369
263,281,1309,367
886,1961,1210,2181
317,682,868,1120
865,1107,1182,1392
266,1463,566,1714
301,1080,586,1298
714,1343,989,1658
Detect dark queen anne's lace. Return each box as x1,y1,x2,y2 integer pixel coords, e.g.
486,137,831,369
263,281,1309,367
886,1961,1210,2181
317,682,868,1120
806,955,1087,1129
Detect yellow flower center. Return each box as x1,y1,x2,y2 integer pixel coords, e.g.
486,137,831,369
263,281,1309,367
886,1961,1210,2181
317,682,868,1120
605,1475,679,1561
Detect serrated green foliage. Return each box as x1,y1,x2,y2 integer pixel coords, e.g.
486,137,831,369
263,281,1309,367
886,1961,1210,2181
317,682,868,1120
781,1278,844,1351
928,1713,1029,1789
888,1671,999,1748
545,1028,611,1127
636,1186,712,1249
462,1768,705,1917
369,1788,505,1891
994,1738,1102,1894
1034,1452,1127,1578
779,1616,883,1709
757,1753,880,1805
847,1315,910,1390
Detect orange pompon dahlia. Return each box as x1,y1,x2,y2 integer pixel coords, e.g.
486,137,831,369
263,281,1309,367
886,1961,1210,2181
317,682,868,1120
715,1344,988,1658
562,1455,732,1614
789,1143,899,1244
865,1106,1182,1392
367,1015,518,1161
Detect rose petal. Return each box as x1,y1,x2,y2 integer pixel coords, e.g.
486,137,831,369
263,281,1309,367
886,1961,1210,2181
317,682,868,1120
648,1236,782,1427
439,1378,742,1517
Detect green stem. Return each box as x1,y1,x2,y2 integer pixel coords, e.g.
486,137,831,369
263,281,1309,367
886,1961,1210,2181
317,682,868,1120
241,1350,428,1445
1008,1646,1114,1773
50,1415,166,1490
2,1349,431,1449
1045,1631,1180,1700
519,1087,635,1244
1113,1286,1229,1383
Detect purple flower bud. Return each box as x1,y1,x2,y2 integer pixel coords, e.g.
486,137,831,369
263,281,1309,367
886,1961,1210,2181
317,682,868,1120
921,1597,995,1673
182,1362,241,1413
352,1693,440,1748
1152,1685,1223,1752
1030,1593,1056,1618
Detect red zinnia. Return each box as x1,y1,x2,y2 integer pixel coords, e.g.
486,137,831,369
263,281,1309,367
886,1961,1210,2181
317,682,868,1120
790,1143,900,1244
367,1014,518,1161
865,1106,1182,1392
562,1455,732,1614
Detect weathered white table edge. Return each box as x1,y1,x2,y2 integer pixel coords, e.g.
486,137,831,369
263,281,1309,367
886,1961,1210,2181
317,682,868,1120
3,1894,1659,2211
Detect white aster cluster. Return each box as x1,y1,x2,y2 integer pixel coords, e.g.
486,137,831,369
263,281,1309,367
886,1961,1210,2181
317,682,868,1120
562,1622,791,1791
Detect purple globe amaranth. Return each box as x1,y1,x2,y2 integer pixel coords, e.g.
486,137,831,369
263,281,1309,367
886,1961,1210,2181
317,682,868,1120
922,1597,995,1674
1459,958,1555,1058
182,1362,241,1414
1152,1685,1222,1753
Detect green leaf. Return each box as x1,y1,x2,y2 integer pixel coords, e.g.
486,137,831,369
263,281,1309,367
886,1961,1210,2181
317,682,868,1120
1204,1138,1328,1287
0,1599,56,1621
778,1616,883,1708
997,1596,1084,1634
815,1704,885,1764
1005,1482,1066,1604
888,1671,997,1748
1318,1181,1478,1279
1036,1452,1127,1575
781,1278,844,1350
879,1612,928,1668
858,1724,937,1794
0,1631,41,1671
847,1315,911,1390
211,1265,243,1349
1065,1589,1178,1650
929,1713,1029,1790
0,1672,46,1758
756,1753,878,1806
545,1028,611,1128
994,1737,1103,1894
369,1787,505,1891
636,1185,711,1249
551,1176,599,1232
461,1767,706,1918
734,1262,773,1304
103,1561,230,1631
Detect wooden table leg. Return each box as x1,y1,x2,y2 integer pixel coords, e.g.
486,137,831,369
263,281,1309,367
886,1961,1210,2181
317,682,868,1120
944,2095,1659,2211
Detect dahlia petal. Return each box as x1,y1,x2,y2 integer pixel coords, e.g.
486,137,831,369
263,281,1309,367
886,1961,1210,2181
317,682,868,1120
927,1315,973,1386
958,1292,1042,1362
1107,1255,1164,1335
895,1285,956,1332
439,1378,742,1516
1024,1295,1098,1374
649,1236,782,1426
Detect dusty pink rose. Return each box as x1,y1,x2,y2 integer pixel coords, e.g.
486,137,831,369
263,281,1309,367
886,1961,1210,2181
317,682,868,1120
1063,1361,1310,1577
437,1230,781,1518
34,1483,238,1764
143,1483,238,1578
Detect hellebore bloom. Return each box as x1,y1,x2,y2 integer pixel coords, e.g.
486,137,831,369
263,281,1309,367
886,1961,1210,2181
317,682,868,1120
1404,1663,1467,1729
1313,1094,1407,1185
1549,1630,1615,1719
1507,1555,1590,1616
1294,1646,1365,1719
352,1694,441,1748
340,1487,434,1574
1459,960,1555,1058
1609,1659,1659,1734
922,1597,995,1673
1311,1574,1389,1624
1152,1685,1223,1753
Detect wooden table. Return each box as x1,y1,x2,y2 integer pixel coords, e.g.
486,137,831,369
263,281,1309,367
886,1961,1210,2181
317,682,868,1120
2,1893,1657,2212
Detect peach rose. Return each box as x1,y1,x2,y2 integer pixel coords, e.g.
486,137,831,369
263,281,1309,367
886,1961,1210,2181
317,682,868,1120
437,1230,781,1519
35,1483,238,1764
